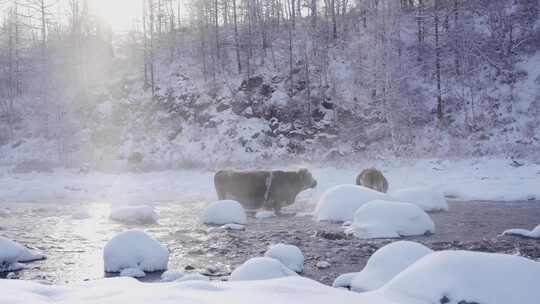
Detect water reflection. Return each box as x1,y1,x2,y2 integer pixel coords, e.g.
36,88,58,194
1,201,215,283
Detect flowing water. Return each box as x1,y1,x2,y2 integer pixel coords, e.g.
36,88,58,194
1,200,540,285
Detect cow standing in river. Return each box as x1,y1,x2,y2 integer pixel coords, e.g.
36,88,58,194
214,169,317,215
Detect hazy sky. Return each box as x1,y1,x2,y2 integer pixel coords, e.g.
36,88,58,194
90,0,142,31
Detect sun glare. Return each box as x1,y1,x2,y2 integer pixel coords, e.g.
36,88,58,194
90,0,141,31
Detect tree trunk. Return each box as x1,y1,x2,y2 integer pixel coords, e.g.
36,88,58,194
232,0,242,73
435,0,443,122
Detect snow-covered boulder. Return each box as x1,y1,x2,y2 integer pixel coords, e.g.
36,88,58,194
229,257,298,281
255,210,275,219
0,237,45,272
103,230,168,273
315,185,393,222
221,223,245,230
333,241,433,291
110,205,158,224
502,224,540,238
202,200,247,225
316,261,331,269
345,200,435,239
161,270,185,282
264,244,304,273
120,268,146,278
392,187,448,211
381,250,540,304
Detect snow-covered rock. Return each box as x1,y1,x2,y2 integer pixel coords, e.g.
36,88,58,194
392,187,449,211
333,241,433,291
229,257,298,281
110,205,158,224
502,224,540,238
264,244,304,273
176,273,209,282
381,250,540,304
103,230,168,273
315,185,393,222
255,210,276,219
221,223,245,230
120,268,146,278
0,236,45,272
160,270,184,282
201,200,247,225
345,200,435,239
316,261,331,269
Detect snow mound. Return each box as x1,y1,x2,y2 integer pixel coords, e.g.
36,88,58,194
264,244,304,273
392,187,449,211
382,250,540,304
103,230,168,273
120,268,146,278
221,223,245,230
333,241,433,291
161,270,184,282
110,205,158,224
316,261,331,269
0,276,388,304
345,200,435,239
229,257,298,281
0,236,46,272
176,273,209,282
502,224,540,238
201,200,247,225
255,210,276,219
315,185,394,222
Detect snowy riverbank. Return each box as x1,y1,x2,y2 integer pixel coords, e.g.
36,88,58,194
0,158,538,204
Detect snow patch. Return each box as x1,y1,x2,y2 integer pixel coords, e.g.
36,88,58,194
255,210,276,219
202,200,247,225
176,273,209,282
160,270,184,282
229,257,298,281
221,223,245,230
502,224,540,238
120,268,146,278
346,200,435,239
316,261,331,269
392,187,449,211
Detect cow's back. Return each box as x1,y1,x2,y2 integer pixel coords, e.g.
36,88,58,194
356,168,389,193
214,170,269,209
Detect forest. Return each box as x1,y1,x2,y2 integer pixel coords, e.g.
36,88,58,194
0,0,539,169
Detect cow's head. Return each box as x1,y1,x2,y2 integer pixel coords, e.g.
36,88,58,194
299,168,317,190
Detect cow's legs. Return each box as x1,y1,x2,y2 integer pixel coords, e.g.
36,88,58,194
273,202,282,216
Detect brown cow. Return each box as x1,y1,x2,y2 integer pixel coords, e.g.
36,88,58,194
356,168,389,193
214,169,317,215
